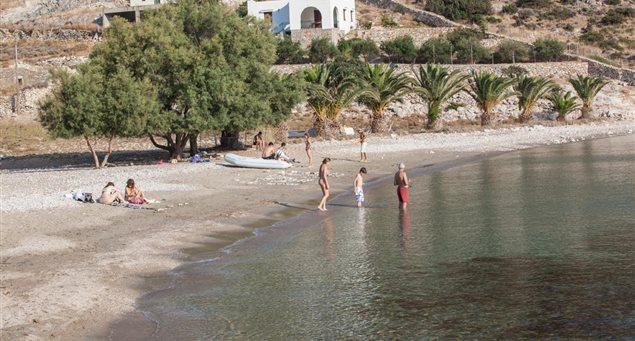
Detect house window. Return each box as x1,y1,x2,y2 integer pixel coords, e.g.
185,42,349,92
154,0,160,4
343,9,346,21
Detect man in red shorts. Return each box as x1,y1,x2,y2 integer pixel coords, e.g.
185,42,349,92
394,162,410,209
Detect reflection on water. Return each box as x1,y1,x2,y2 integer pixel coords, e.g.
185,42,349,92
122,135,635,339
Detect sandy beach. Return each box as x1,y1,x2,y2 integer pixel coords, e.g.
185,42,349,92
1,120,634,339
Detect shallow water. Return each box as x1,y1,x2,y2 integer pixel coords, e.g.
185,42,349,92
127,135,634,339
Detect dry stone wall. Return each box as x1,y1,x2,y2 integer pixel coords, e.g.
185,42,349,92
273,61,589,79
290,28,346,48
347,27,453,46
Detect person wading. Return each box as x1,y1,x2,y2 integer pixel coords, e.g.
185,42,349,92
394,162,409,209
318,158,331,211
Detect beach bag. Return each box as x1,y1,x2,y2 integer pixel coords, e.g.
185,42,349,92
84,193,94,203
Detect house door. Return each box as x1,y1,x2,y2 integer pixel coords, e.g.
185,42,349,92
314,10,322,28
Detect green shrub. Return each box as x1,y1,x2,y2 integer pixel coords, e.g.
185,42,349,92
486,15,502,23
361,21,372,29
544,6,575,20
380,14,398,27
502,65,529,78
453,38,491,63
516,0,552,8
381,36,418,62
308,38,340,63
236,2,248,17
516,8,535,20
533,38,566,61
494,39,530,62
601,7,634,25
604,0,621,5
275,37,305,64
337,38,380,60
562,23,575,31
501,3,518,14
446,27,487,45
425,0,493,22
418,37,453,63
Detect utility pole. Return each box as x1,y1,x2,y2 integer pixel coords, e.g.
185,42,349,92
14,41,20,117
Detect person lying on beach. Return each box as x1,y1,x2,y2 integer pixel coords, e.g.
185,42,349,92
318,158,331,211
274,143,294,162
125,178,148,205
262,142,276,159
394,162,409,210
354,167,367,208
98,182,124,205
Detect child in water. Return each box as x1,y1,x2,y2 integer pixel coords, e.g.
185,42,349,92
354,167,367,208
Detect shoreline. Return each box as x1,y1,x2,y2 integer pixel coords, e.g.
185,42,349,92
1,122,634,339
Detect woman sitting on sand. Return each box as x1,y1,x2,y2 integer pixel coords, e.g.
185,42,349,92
98,182,124,205
125,179,147,205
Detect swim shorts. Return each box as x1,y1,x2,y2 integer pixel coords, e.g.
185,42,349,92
355,187,364,203
360,142,367,153
397,187,409,203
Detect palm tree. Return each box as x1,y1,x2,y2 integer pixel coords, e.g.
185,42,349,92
547,89,579,121
412,64,469,130
568,75,608,119
304,63,361,136
466,71,516,126
514,76,556,123
358,64,412,134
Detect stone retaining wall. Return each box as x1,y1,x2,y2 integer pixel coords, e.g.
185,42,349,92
0,28,101,41
290,28,346,48
273,61,589,79
347,27,453,46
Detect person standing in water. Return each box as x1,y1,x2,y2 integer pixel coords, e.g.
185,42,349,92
304,133,313,167
359,131,368,162
318,158,331,211
394,162,409,209
354,167,367,208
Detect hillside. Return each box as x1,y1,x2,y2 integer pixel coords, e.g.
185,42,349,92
0,0,126,26
404,0,635,67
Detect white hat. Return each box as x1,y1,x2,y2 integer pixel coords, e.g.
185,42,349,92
398,162,405,169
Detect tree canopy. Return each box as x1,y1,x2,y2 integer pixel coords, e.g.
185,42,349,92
42,0,304,160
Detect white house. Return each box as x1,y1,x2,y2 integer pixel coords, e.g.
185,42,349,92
247,0,357,34
129,0,170,6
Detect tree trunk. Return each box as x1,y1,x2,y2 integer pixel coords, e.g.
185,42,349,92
426,103,442,130
371,111,390,134
480,109,493,126
580,106,591,119
189,134,199,156
84,136,100,169
100,135,114,168
427,116,443,130
220,130,241,149
313,117,329,138
518,108,532,123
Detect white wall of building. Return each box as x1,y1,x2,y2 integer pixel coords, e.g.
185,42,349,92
247,0,290,33
248,0,356,33
129,0,170,7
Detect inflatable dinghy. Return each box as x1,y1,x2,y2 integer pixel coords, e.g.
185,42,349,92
224,153,292,169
